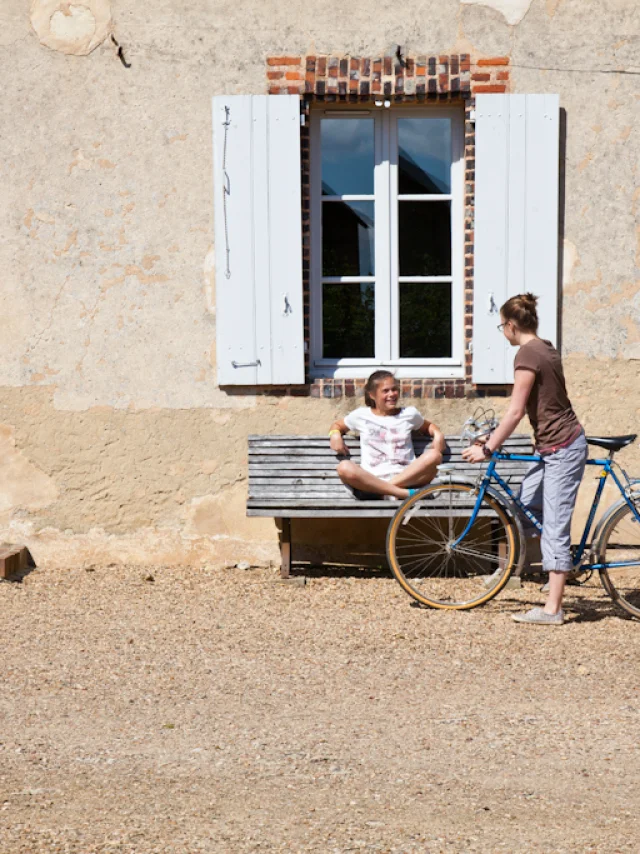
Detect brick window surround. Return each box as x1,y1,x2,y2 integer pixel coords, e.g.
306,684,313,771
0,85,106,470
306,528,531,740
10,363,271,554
264,53,511,400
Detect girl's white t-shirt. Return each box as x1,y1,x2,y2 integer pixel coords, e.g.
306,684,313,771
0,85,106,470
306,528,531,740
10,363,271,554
343,406,425,480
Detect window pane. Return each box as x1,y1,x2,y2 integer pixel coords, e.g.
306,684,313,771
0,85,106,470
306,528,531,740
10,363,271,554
399,201,451,276
398,118,451,195
323,283,375,358
321,119,374,196
323,201,375,276
400,283,452,358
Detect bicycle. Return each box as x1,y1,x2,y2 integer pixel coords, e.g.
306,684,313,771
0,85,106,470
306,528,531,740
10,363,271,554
386,411,640,617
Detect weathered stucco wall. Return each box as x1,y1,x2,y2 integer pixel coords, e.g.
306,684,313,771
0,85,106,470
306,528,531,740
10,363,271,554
0,0,638,567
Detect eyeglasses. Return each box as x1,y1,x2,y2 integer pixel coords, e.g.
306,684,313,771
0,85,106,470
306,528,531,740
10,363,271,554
497,322,507,332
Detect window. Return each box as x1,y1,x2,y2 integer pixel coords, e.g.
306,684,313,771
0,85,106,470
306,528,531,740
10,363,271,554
310,105,464,379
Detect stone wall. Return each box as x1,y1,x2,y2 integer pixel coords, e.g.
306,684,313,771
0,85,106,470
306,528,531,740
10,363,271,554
0,0,638,567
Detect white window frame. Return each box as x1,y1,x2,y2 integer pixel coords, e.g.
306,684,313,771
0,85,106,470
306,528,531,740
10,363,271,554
309,104,465,380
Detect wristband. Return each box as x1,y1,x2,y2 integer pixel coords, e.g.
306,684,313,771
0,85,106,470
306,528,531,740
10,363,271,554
483,444,493,458
328,429,342,437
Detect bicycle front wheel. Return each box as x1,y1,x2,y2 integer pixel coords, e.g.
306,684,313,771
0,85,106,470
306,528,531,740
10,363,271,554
595,501,640,619
386,482,519,609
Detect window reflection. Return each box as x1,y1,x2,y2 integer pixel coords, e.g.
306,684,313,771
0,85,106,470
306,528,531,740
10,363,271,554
321,119,374,196
323,283,375,358
322,201,375,277
398,118,451,195
399,201,451,276
400,283,452,358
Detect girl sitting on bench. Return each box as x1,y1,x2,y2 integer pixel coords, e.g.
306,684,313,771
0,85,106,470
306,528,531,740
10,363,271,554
328,370,446,500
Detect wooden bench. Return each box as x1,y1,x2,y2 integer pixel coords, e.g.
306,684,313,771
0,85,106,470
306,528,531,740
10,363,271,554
247,434,533,576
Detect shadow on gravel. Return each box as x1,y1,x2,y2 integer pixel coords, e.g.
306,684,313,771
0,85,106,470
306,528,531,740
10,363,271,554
498,594,628,623
289,563,390,579
287,565,636,624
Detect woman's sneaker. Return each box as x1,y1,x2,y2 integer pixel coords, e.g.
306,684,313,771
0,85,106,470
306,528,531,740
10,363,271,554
512,607,564,626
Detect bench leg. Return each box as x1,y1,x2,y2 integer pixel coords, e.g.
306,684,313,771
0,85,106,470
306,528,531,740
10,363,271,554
280,518,292,578
498,540,508,569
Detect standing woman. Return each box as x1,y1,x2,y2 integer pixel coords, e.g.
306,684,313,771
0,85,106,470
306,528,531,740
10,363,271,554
462,294,587,625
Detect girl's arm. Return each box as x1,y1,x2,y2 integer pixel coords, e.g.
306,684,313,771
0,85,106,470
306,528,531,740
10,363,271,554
419,420,446,454
462,369,536,462
329,418,350,455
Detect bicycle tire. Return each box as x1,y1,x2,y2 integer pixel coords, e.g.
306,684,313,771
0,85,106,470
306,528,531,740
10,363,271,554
595,500,640,619
386,482,519,610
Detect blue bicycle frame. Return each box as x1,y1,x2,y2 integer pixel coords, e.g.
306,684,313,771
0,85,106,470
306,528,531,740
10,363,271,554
451,451,640,571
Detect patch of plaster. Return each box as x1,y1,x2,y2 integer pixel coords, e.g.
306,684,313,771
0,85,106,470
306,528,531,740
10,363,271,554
30,0,111,56
186,488,250,539
204,245,215,315
577,152,593,172
562,239,579,289
0,424,58,513
626,344,640,361
50,5,95,42
545,0,563,17
460,0,533,26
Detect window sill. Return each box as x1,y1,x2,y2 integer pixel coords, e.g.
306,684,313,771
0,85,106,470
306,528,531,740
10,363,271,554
309,365,465,380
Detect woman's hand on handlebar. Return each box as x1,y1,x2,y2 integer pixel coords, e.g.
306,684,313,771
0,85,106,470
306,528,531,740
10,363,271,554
462,442,488,464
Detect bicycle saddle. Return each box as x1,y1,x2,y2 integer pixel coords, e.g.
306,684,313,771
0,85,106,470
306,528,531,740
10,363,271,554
585,434,637,452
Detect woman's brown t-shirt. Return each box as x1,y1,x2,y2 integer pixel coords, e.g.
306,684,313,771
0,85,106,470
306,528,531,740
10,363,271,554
514,338,581,451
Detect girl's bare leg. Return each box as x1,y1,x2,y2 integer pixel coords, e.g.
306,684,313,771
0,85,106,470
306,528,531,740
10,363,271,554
544,570,566,615
336,461,409,499
389,449,443,488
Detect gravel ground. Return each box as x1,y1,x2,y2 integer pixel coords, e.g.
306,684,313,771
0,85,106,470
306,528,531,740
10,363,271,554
1,562,639,853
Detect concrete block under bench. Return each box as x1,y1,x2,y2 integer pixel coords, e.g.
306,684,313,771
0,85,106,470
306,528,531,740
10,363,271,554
247,434,533,577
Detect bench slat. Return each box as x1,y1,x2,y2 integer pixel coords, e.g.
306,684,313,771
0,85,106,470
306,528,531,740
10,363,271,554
247,435,532,443
247,506,499,518
248,473,528,485
249,439,531,455
248,464,530,475
247,498,493,508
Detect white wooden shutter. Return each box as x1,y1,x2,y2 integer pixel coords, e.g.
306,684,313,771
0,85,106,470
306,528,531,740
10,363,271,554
472,94,560,384
212,95,304,385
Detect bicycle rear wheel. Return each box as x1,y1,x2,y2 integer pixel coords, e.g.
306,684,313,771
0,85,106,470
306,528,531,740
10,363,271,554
595,501,640,619
386,482,519,609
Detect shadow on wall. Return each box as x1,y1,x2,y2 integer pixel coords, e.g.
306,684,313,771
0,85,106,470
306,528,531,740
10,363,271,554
557,107,567,352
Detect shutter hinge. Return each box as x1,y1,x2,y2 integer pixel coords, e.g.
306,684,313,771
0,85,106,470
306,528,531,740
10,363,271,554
231,360,261,369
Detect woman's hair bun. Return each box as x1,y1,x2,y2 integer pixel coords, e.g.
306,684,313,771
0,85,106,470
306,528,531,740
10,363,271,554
500,293,539,332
